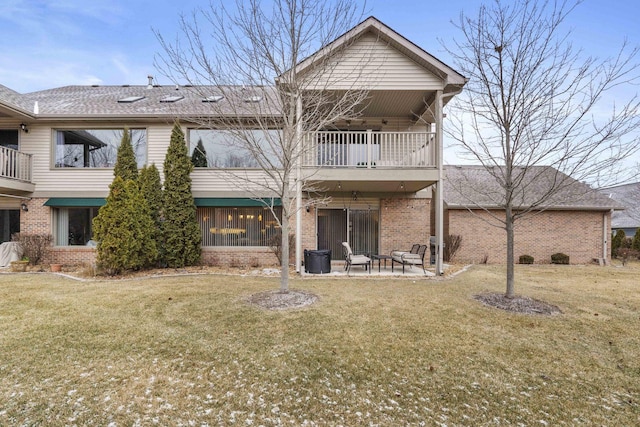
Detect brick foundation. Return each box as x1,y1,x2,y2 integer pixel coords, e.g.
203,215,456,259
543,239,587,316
448,209,610,264
380,198,431,255
18,196,609,268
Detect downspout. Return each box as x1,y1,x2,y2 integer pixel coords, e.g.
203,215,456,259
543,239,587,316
604,210,612,265
295,95,303,273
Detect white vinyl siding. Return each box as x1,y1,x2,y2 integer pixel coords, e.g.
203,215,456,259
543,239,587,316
307,33,443,91
23,123,280,198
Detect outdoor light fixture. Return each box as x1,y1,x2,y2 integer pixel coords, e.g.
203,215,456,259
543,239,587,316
21,202,28,212
20,123,29,133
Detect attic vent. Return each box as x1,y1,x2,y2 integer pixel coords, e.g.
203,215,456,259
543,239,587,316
160,95,184,103
202,95,224,103
243,95,262,103
117,96,145,103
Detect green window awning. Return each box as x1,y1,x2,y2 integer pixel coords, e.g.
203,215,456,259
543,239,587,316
194,197,282,207
44,197,282,208
44,198,106,207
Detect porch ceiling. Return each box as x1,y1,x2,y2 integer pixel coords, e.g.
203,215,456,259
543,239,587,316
359,90,436,121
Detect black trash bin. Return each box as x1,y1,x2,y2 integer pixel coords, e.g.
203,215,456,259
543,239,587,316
304,249,332,274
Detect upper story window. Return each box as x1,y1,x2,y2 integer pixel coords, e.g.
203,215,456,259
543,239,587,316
0,130,19,151
54,129,146,168
188,129,281,168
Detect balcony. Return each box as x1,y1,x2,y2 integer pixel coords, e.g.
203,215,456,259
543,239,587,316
0,146,34,194
301,131,439,192
302,131,436,168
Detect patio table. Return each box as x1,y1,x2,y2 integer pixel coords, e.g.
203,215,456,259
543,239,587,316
371,254,392,272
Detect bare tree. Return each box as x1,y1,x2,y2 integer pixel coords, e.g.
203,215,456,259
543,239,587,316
444,0,640,297
155,0,373,292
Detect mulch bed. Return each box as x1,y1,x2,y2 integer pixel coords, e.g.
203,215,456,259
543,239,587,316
246,289,318,311
473,292,562,315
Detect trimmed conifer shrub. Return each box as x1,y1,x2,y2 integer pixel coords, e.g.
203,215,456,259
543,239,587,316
632,228,640,252
93,177,159,274
518,254,534,264
191,138,208,167
162,123,201,267
611,229,626,256
113,128,138,181
550,252,570,265
139,164,163,226
139,163,163,265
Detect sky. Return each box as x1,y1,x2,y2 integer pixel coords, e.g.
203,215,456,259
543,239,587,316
1,0,638,93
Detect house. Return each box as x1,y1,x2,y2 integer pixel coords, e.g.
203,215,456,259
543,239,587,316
442,166,623,264
0,17,466,273
601,182,640,238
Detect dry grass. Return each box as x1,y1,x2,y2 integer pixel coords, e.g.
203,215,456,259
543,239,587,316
0,264,639,425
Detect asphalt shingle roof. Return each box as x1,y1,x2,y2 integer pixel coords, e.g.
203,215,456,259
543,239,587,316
443,165,623,211
601,182,640,228
14,85,281,118
0,84,33,115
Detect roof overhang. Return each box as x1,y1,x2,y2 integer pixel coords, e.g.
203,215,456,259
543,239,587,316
194,197,282,207
446,204,622,211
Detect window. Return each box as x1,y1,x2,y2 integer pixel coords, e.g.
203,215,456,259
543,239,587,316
189,129,281,168
0,210,19,243
0,130,19,151
54,129,146,168
54,207,99,246
198,206,282,246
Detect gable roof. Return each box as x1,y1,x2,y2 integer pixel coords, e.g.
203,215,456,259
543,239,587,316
282,16,467,93
601,182,640,228
0,84,34,118
443,165,623,211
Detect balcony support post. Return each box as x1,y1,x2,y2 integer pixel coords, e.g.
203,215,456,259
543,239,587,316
435,90,444,276
295,95,303,273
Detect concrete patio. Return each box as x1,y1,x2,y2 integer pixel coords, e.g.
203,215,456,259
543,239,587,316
301,260,438,277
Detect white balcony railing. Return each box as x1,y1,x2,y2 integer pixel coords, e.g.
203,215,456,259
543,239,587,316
0,146,33,182
302,130,436,168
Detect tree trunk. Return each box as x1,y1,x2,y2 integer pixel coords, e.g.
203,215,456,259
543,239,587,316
505,206,515,298
280,193,290,293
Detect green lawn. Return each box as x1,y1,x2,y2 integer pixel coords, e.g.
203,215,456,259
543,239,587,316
0,265,639,425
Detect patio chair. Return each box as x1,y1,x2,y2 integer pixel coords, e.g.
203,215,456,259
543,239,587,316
341,242,371,275
391,244,428,274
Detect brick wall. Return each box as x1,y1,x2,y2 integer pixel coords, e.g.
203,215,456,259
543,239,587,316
201,247,278,267
448,209,610,264
19,198,50,236
299,206,316,254
18,196,437,268
18,197,285,267
380,198,431,255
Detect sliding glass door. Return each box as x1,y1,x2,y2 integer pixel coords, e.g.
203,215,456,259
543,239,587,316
317,208,379,260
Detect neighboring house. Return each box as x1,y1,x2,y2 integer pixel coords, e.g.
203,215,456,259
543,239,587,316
442,166,623,264
601,182,640,237
0,17,466,271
